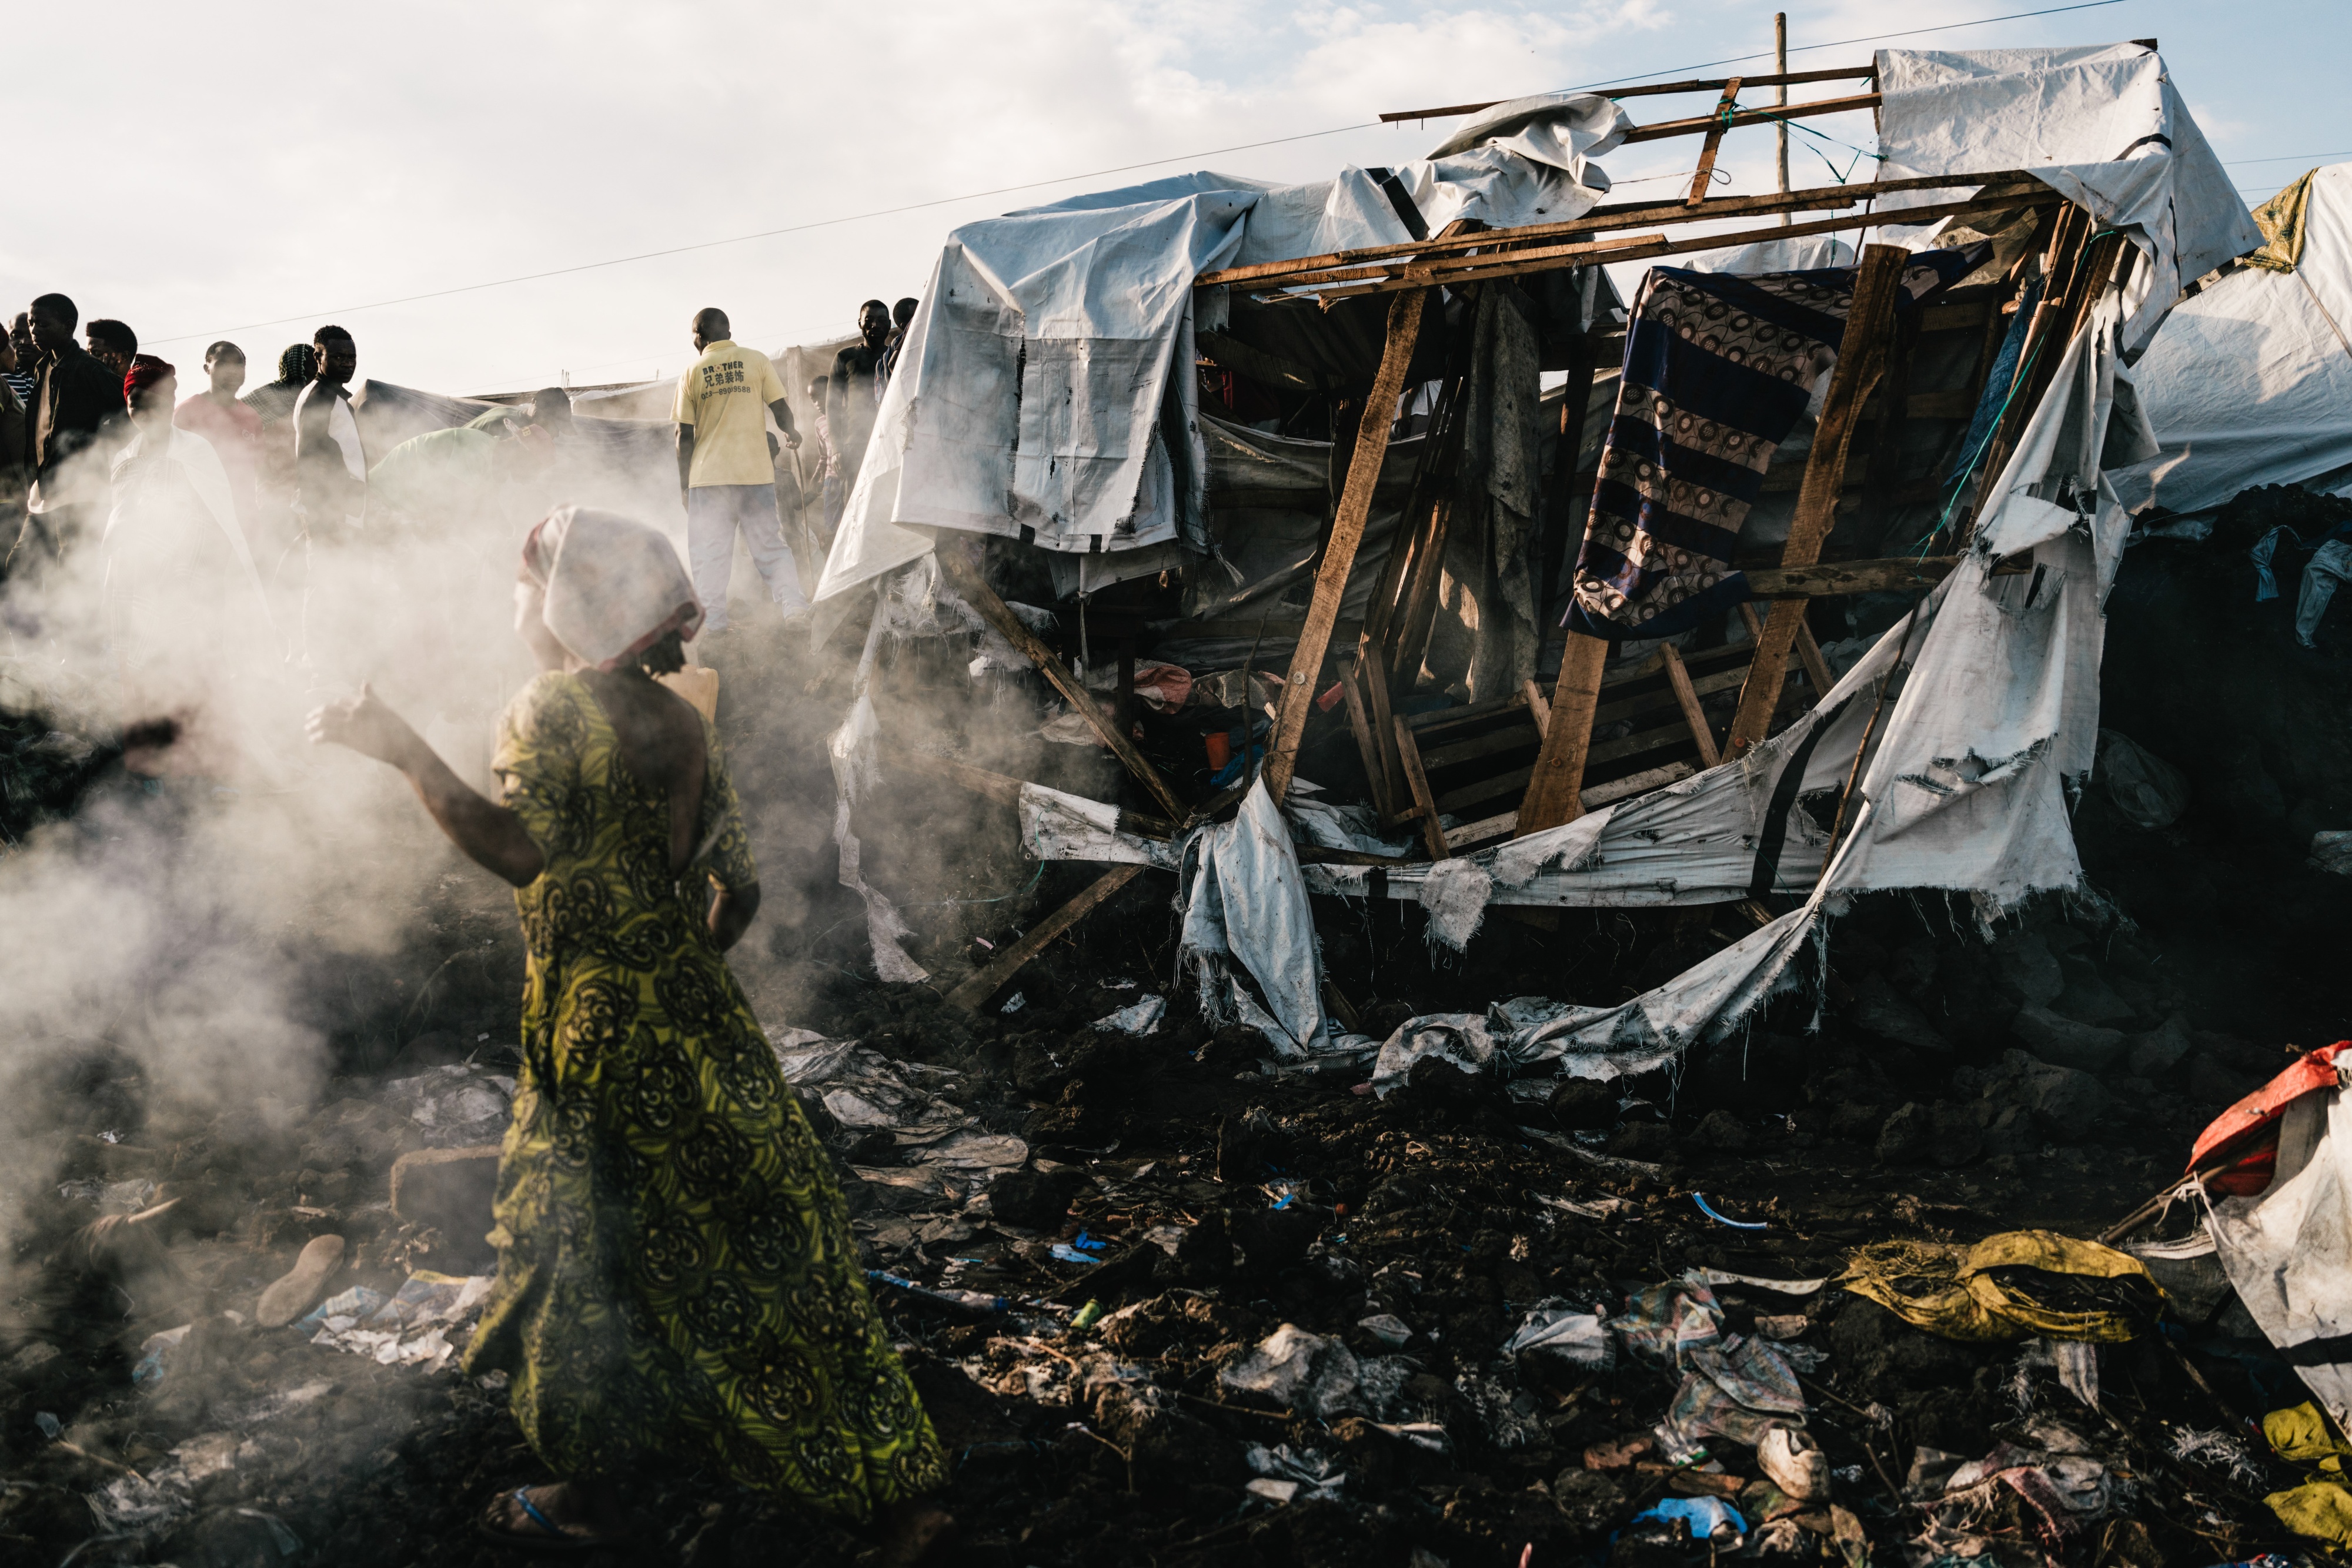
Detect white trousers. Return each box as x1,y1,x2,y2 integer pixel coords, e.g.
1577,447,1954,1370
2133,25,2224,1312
686,483,806,633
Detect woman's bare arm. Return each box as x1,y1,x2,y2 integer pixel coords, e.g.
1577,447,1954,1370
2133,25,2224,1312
308,684,544,887
709,882,760,951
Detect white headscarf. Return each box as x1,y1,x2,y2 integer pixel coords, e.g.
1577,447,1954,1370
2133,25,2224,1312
519,507,703,670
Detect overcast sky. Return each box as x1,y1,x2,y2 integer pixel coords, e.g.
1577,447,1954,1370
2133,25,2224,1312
11,0,2342,397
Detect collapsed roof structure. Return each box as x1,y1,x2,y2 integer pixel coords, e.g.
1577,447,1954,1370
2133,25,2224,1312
791,41,2260,1081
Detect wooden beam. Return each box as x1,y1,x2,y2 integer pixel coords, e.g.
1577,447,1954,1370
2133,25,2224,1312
1686,79,1743,205
1376,63,1874,122
939,554,1188,821
1262,286,1430,803
1441,759,1701,850
1725,243,1909,753
882,745,1178,838
1658,643,1721,769
1619,91,1881,146
1196,328,1331,392
1745,556,1965,597
1515,631,1611,836
1194,172,2039,290
1358,640,1407,813
946,864,1146,1012
1338,660,1394,820
1277,192,2063,303
1522,677,1552,739
1392,713,1451,861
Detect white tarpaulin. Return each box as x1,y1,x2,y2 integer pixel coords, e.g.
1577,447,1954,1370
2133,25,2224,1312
814,95,1629,600
1177,780,1327,1058
2110,162,2352,515
1872,44,2259,356
2204,1069,2352,1433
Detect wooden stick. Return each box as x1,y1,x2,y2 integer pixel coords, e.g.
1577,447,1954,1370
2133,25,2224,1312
1742,601,1838,699
1392,713,1451,861
1194,173,2039,290
946,864,1146,1012
1262,286,1430,803
1267,192,2060,303
1686,79,1743,205
1658,643,1721,768
1338,660,1394,820
1375,62,1873,121
1515,631,1610,836
1522,677,1552,738
1725,243,1909,754
940,554,1187,823
1621,91,1880,145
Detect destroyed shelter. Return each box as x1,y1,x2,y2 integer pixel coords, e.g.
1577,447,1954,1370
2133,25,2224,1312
802,41,2259,1076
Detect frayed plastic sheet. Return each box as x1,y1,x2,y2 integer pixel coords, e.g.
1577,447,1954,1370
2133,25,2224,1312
1177,780,1327,1058
826,563,942,984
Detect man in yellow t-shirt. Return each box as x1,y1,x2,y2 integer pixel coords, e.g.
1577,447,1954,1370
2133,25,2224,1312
671,307,804,637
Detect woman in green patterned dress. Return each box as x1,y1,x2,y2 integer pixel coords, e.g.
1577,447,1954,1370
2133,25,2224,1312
306,508,950,1557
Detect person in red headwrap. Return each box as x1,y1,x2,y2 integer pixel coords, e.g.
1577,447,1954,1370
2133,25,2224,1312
102,355,278,777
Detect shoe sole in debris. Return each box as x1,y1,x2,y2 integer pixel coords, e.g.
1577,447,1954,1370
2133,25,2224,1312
256,1234,346,1328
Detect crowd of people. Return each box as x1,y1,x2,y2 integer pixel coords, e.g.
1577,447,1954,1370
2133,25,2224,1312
0,291,926,666
3,289,954,1559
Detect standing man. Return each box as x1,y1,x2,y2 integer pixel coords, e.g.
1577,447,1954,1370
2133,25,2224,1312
877,296,919,393
175,341,265,545
292,325,366,532
673,307,805,641
4,315,35,407
11,293,125,580
85,320,138,380
826,299,891,489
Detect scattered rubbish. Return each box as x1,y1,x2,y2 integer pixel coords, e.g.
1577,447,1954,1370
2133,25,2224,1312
1629,1495,1746,1541
1503,1302,1615,1370
1245,1442,1346,1500
1092,994,1167,1035
256,1233,348,1328
131,1324,191,1386
378,1064,516,1147
295,1273,490,1372
866,1270,1012,1313
35,1411,62,1440
1001,992,1028,1015
1070,1299,1106,1330
1218,1324,1406,1422
1758,1425,1830,1500
1692,1192,1766,1229
1358,1312,1412,1348
1840,1231,2160,1342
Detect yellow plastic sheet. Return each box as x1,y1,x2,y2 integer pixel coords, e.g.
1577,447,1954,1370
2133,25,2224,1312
2267,1480,2352,1546
1839,1230,2158,1344
2249,171,2317,273
2266,1402,2352,1473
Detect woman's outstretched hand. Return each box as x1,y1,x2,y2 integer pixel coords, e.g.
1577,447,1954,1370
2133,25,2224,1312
306,683,422,768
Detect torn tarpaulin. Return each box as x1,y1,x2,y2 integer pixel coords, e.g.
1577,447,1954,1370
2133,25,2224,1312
1178,780,1327,1058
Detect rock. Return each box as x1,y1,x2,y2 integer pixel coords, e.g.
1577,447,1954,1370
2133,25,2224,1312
2188,1055,2260,1108
2128,1012,2194,1079
1090,1381,1237,1495
1549,1077,1619,1130
1607,1121,1675,1162
1986,1050,2113,1141
1876,1102,1929,1165
1846,973,1953,1059
1992,931,2064,1007
1689,1109,1752,1155
1552,1469,1628,1537
1928,1101,1984,1167
1978,1103,2036,1158
987,1166,1090,1231
2052,956,2136,1024
2009,1005,2127,1072
388,1144,500,1248
1171,1208,1235,1281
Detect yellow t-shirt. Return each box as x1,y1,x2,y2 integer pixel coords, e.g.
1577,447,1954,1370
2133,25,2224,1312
671,340,787,489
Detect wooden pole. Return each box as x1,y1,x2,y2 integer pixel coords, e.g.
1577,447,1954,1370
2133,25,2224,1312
1775,14,1790,225
946,864,1145,1012
1686,78,1743,205
1262,286,1431,803
1514,631,1610,836
1724,243,1909,754
1659,643,1722,769
940,553,1188,821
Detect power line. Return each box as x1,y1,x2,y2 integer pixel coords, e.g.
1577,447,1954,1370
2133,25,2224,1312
152,0,2153,357
2223,151,2352,168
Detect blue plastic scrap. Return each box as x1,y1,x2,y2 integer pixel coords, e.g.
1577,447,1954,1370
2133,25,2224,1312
1693,1193,1766,1231
1631,1495,1748,1540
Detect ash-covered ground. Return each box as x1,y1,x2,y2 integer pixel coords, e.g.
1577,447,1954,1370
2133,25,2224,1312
4,525,2349,1568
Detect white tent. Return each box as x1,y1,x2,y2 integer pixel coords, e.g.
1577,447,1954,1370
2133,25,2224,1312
2110,163,2352,519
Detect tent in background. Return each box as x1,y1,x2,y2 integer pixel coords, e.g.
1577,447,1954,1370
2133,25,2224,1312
2111,163,2352,519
